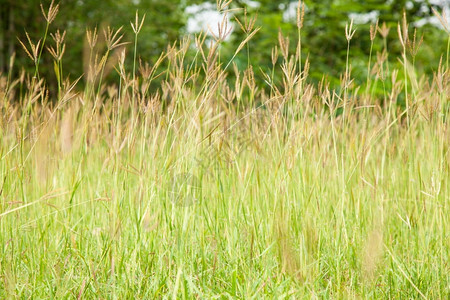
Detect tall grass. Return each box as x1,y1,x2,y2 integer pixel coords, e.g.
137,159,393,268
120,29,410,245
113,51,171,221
0,0,449,298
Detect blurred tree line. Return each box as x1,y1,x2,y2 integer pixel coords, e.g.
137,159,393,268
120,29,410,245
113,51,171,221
0,0,189,85
229,0,447,88
0,0,447,92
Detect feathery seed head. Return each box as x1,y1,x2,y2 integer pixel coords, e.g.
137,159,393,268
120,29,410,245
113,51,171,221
48,30,67,61
345,19,356,41
377,22,390,39
398,11,408,48
370,20,378,41
103,26,126,51
432,7,449,34
86,27,98,50
297,0,305,29
131,11,146,35
18,32,41,63
41,0,59,24
406,28,423,58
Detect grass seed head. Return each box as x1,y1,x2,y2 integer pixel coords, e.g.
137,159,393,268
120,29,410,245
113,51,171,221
378,22,390,39
345,19,356,41
41,0,59,24
370,19,378,41
297,0,305,29
18,32,41,63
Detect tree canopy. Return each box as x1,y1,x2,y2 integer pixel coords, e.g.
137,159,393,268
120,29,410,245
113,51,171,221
1,0,447,91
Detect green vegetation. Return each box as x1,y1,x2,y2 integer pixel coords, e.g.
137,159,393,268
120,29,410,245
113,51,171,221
1,0,448,87
0,0,449,298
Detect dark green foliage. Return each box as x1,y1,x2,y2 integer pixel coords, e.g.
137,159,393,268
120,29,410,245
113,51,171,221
0,0,447,93
1,0,187,87
227,0,447,89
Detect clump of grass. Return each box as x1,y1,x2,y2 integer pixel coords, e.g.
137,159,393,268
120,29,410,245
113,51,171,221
0,1,449,298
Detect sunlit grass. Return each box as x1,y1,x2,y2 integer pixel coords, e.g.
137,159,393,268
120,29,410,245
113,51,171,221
0,0,449,298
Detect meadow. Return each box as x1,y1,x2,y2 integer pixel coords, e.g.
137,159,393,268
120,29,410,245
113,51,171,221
0,1,449,298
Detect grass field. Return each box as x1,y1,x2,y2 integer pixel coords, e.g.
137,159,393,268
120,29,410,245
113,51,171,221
0,1,449,298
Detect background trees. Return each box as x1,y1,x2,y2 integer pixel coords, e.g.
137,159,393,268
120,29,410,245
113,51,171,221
229,0,448,86
0,0,447,92
0,0,188,88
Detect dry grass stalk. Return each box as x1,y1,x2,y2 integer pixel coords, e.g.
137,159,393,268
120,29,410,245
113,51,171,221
60,106,74,154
